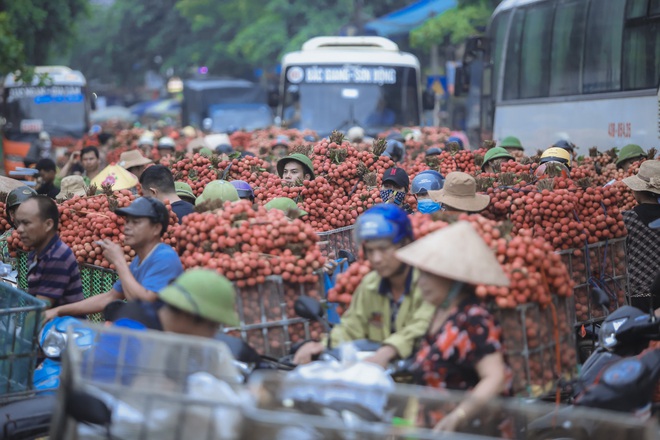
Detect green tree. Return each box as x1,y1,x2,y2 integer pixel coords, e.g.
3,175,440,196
0,0,87,74
410,0,499,50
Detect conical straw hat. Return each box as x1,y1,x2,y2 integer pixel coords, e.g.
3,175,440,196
0,176,27,194
395,221,509,286
91,165,139,191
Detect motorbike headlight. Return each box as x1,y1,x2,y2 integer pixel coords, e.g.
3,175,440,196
598,317,627,350
41,329,67,358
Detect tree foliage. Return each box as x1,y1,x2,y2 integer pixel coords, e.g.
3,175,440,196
410,0,498,50
55,0,441,86
0,0,87,75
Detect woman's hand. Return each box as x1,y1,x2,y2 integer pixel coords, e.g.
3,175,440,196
433,408,467,432
292,341,325,365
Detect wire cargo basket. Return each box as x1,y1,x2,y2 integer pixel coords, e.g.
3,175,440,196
15,251,29,291
557,238,628,326
50,324,247,440
0,283,46,400
220,276,324,358
243,373,656,440
490,295,577,397
79,264,119,323
317,225,358,259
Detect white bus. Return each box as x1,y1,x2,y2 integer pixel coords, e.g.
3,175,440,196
276,36,432,137
461,0,660,153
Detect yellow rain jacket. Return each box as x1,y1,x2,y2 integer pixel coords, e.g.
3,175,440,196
329,268,435,358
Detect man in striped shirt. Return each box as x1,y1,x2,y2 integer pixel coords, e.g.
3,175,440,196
14,195,83,308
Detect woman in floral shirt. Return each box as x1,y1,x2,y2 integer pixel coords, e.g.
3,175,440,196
396,221,511,433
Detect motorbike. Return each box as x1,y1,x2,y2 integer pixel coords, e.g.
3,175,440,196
285,295,415,380
0,316,93,440
529,301,660,439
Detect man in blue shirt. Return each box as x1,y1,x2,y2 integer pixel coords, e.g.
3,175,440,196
45,197,183,321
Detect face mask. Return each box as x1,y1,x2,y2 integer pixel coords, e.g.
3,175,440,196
417,198,441,214
380,189,406,206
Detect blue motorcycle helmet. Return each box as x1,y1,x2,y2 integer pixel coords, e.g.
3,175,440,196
354,204,413,245
446,136,464,150
383,139,406,163
411,170,445,195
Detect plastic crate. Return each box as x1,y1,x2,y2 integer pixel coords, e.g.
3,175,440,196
79,264,119,323
489,295,577,397
220,276,325,358
0,283,46,400
317,224,358,259
242,373,656,440
50,324,246,440
557,238,628,326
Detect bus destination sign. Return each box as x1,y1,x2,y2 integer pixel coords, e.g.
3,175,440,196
287,66,397,85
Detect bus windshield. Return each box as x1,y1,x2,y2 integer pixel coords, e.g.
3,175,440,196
281,65,419,136
3,85,87,138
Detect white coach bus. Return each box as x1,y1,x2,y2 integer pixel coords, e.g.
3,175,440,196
460,0,659,152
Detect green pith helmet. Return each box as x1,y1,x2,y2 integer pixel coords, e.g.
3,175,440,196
481,147,515,171
195,180,239,206
616,144,646,167
265,197,308,216
499,135,523,150
199,147,213,158
174,181,196,201
159,269,239,326
6,186,37,210
276,153,315,180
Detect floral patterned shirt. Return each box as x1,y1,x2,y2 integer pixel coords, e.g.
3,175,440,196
413,297,503,391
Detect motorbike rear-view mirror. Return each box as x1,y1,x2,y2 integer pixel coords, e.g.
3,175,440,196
337,249,356,265
591,286,611,309
294,296,324,321
215,333,261,364
66,389,111,426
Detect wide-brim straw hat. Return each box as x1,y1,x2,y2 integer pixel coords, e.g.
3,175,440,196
623,160,660,195
428,172,490,212
118,149,152,170
0,176,27,194
396,221,510,286
91,165,139,191
56,175,87,201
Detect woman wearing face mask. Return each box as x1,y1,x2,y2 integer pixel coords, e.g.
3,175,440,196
380,167,413,214
411,171,445,214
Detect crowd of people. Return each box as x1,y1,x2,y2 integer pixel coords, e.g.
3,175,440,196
2,125,659,432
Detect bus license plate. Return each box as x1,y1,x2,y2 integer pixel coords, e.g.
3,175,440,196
20,119,43,133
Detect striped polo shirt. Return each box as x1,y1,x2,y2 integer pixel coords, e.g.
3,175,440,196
27,235,84,307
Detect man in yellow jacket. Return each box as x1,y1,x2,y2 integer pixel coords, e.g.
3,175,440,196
294,204,434,367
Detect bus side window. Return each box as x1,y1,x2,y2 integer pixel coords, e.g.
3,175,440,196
549,0,587,96
622,1,660,90
519,2,553,98
582,0,626,93
502,8,525,100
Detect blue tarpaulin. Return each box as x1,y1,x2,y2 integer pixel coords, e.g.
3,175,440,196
364,0,457,38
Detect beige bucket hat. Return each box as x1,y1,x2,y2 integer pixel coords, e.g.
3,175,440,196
396,221,510,286
623,160,660,195
428,172,490,212
118,150,152,170
56,175,87,201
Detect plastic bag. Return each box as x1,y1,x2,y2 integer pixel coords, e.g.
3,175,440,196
284,345,395,420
